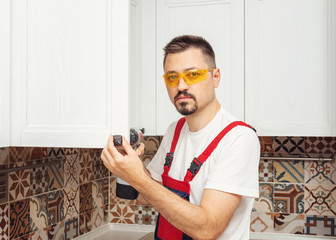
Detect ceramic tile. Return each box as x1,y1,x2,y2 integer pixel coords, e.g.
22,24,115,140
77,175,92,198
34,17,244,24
10,199,31,239
30,194,48,231
0,172,8,204
64,185,79,220
9,169,30,201
63,148,80,155
135,205,158,225
92,178,108,208
64,217,79,240
79,211,92,235
9,147,31,165
78,153,93,183
305,161,336,185
259,159,274,182
29,228,48,240
305,215,336,236
142,136,161,155
0,203,9,240
274,183,304,214
91,206,108,230
273,137,305,157
48,148,65,160
110,203,135,224
305,137,336,158
274,160,304,183
253,183,273,213
273,213,304,234
29,148,48,161
48,221,64,240
79,183,93,214
48,190,64,225
64,154,79,188
48,161,64,191
259,137,274,156
30,165,49,196
304,185,336,216
0,147,9,165
110,176,136,205
92,152,109,180
250,212,273,233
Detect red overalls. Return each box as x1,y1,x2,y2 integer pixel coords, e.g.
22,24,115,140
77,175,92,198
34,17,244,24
154,118,256,240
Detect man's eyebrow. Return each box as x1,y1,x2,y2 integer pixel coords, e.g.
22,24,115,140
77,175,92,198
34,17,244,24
165,67,198,74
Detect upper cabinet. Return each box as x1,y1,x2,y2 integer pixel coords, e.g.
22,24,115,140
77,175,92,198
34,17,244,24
132,0,245,135
0,0,10,147
8,0,130,147
131,0,336,136
245,0,336,136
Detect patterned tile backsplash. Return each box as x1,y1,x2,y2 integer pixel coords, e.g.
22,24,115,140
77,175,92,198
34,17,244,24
0,136,335,239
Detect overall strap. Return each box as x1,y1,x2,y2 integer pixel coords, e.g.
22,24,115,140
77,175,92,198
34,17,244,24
184,121,256,182
163,118,186,175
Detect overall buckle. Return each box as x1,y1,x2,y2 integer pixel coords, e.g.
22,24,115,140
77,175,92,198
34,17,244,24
164,152,174,167
188,157,203,177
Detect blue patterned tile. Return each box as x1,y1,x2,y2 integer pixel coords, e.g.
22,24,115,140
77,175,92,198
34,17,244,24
305,215,336,236
274,160,304,183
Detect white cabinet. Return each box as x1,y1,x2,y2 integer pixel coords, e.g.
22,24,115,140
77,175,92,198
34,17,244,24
8,0,130,147
0,0,10,147
245,0,336,136
133,0,245,135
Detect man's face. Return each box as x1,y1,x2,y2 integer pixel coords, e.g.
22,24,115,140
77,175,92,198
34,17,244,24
163,48,218,116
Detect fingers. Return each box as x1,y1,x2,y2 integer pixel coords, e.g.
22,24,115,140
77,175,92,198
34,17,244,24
136,143,145,156
121,136,135,154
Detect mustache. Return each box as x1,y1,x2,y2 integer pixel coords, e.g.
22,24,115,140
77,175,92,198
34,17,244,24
174,90,196,102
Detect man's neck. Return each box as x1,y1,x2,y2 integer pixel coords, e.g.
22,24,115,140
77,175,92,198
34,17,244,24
185,101,221,132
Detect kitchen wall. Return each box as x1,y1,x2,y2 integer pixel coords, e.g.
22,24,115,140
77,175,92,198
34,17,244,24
0,136,335,239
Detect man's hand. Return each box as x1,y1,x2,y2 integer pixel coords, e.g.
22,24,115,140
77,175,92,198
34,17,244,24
100,135,148,186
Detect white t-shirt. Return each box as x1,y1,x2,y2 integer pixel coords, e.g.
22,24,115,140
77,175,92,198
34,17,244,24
147,107,260,240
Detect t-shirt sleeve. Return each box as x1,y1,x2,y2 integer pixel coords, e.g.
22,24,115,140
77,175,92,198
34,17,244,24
146,122,176,182
204,128,260,198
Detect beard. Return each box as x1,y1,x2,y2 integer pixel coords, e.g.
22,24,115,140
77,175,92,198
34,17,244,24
174,90,198,116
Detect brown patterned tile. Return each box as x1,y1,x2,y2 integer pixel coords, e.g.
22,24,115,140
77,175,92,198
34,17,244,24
253,183,273,213
91,206,108,230
48,148,65,160
259,159,274,182
48,221,64,240
9,169,30,201
259,137,274,156
0,171,8,204
79,211,92,235
135,205,158,226
0,203,9,240
64,184,79,221
92,152,109,180
92,178,108,208
78,153,93,183
9,147,30,167
0,147,9,165
64,154,79,188
305,137,336,158
273,137,305,157
274,213,304,234
48,190,64,225
28,227,48,240
274,183,304,214
250,212,274,233
49,161,64,191
304,185,336,216
30,194,48,231
305,161,336,185
10,199,31,239
64,217,79,240
30,148,48,161
79,183,93,214
142,136,161,155
30,165,49,196
110,203,135,224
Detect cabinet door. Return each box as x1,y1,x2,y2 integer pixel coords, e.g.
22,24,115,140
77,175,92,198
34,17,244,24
0,0,10,147
155,0,245,135
245,0,336,136
11,0,130,147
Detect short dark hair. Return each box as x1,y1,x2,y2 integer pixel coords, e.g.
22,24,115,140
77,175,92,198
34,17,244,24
163,35,216,68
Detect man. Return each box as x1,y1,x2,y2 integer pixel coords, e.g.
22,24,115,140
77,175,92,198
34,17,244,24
101,35,260,240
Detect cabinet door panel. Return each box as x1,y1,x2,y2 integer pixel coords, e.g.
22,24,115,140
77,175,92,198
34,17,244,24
245,0,336,136
11,0,129,147
0,0,10,147
156,0,244,135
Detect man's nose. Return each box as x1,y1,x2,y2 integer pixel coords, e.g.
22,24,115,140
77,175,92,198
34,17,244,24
177,77,189,91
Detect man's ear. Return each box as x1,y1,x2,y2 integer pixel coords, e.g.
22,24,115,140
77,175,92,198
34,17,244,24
212,68,220,88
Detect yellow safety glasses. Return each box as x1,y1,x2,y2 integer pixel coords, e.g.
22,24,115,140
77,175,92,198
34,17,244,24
163,68,215,87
